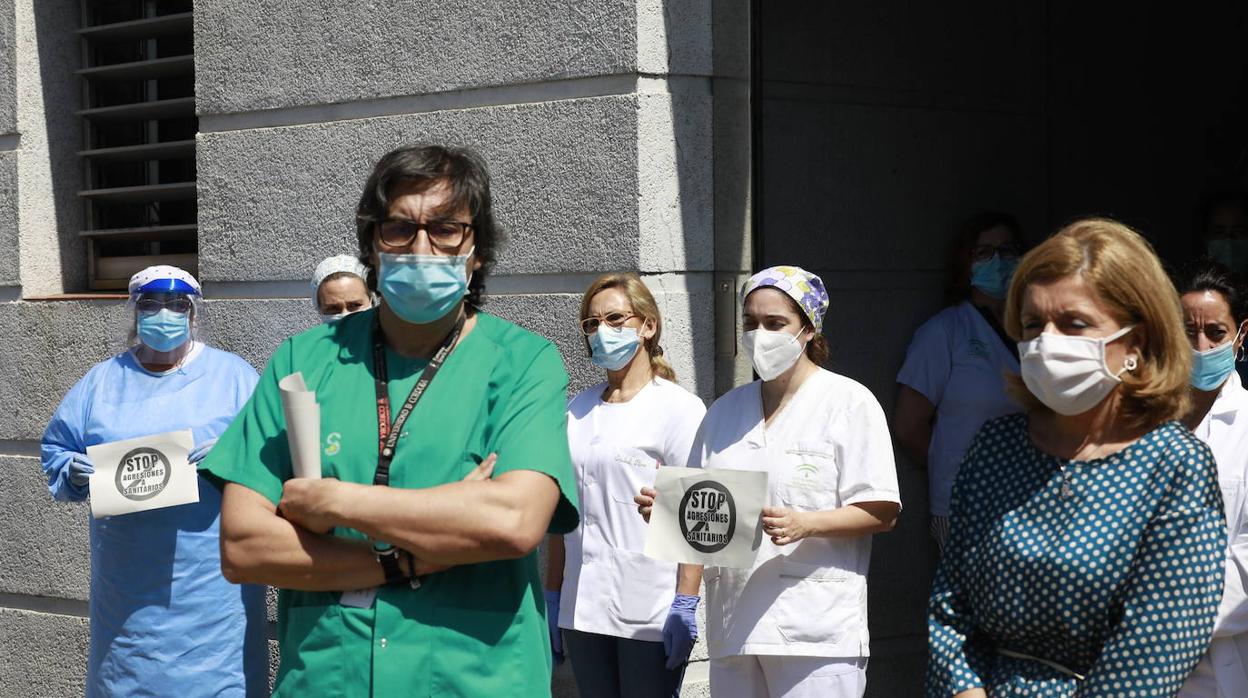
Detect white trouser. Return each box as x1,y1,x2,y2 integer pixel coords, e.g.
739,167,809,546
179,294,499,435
708,655,867,698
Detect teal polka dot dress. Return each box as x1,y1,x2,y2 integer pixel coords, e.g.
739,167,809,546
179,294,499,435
926,414,1227,697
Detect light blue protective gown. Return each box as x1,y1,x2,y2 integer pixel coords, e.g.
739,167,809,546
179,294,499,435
41,343,268,698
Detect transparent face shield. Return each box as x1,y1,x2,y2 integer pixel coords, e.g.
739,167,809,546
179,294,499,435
126,291,204,363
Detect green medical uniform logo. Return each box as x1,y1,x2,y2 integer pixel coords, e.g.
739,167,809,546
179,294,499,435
324,432,341,457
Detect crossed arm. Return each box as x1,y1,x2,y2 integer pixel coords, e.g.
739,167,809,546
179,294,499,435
220,464,561,591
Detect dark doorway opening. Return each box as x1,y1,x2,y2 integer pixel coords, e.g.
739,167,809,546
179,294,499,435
753,3,1248,695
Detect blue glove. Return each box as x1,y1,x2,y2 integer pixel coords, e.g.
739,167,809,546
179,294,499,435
662,593,699,670
188,438,218,465
544,590,564,665
68,453,95,488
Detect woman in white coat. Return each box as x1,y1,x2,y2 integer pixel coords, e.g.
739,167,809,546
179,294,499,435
1177,259,1248,697
546,272,707,697
637,266,902,698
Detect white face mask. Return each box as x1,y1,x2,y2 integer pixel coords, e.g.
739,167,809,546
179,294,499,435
1018,325,1138,416
742,328,805,381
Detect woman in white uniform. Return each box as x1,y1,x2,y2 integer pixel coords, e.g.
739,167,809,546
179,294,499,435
546,272,707,697
1177,259,1248,698
638,265,902,698
894,212,1024,550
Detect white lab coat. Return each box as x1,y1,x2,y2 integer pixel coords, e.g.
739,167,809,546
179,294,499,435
1181,371,1248,697
559,377,706,641
691,369,901,660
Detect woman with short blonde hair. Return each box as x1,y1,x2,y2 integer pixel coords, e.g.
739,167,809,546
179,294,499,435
1002,218,1193,426
927,218,1226,697
546,271,707,697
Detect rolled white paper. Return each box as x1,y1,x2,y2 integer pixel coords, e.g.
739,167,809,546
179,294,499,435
279,372,322,479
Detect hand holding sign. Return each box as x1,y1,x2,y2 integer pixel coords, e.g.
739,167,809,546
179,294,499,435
635,486,657,522
762,506,814,546
86,430,200,518
643,466,768,568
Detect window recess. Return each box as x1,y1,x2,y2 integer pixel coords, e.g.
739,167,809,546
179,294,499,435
78,0,196,291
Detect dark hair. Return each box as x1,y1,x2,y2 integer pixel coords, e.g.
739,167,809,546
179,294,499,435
946,211,1023,304
1173,257,1248,325
355,144,502,308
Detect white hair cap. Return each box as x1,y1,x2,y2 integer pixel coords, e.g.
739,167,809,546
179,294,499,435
128,265,201,297
311,254,369,294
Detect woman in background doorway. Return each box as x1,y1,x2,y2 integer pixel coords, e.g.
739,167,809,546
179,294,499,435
1175,259,1248,698
894,212,1025,551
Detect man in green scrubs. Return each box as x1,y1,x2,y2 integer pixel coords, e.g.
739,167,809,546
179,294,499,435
203,144,580,697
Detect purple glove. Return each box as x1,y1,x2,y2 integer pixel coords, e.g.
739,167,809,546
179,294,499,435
662,594,699,670
544,590,564,665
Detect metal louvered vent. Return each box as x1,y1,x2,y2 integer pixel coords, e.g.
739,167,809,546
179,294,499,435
79,0,196,290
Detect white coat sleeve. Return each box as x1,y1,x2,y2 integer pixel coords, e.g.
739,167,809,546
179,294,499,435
836,388,901,507
1215,492,1248,637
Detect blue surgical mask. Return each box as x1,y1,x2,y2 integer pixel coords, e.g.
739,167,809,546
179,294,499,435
137,308,191,352
378,248,473,324
970,254,1019,300
1191,331,1241,391
590,326,641,371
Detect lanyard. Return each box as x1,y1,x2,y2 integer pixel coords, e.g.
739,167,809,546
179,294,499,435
371,313,465,487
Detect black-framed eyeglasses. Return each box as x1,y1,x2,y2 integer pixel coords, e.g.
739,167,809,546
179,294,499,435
377,218,474,253
580,312,638,335
135,297,193,315
970,242,1022,263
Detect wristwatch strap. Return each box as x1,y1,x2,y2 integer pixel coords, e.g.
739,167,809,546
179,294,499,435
375,546,406,586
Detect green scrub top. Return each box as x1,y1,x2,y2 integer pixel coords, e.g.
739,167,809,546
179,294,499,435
202,308,580,697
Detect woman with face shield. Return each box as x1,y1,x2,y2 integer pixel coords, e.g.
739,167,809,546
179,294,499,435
1174,260,1248,697
635,265,902,698
925,220,1226,697
40,265,267,697
312,254,373,322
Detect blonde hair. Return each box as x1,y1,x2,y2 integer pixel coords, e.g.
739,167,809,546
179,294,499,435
579,272,676,382
1004,218,1191,427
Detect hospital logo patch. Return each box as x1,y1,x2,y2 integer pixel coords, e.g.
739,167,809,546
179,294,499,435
114,447,171,501
967,338,990,361
325,432,341,457
678,481,737,553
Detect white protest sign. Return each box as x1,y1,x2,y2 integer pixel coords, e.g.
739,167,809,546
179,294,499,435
279,372,321,479
644,466,768,568
86,429,199,518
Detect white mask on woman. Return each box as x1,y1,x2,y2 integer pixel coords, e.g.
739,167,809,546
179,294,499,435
742,328,805,381
1018,325,1138,416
